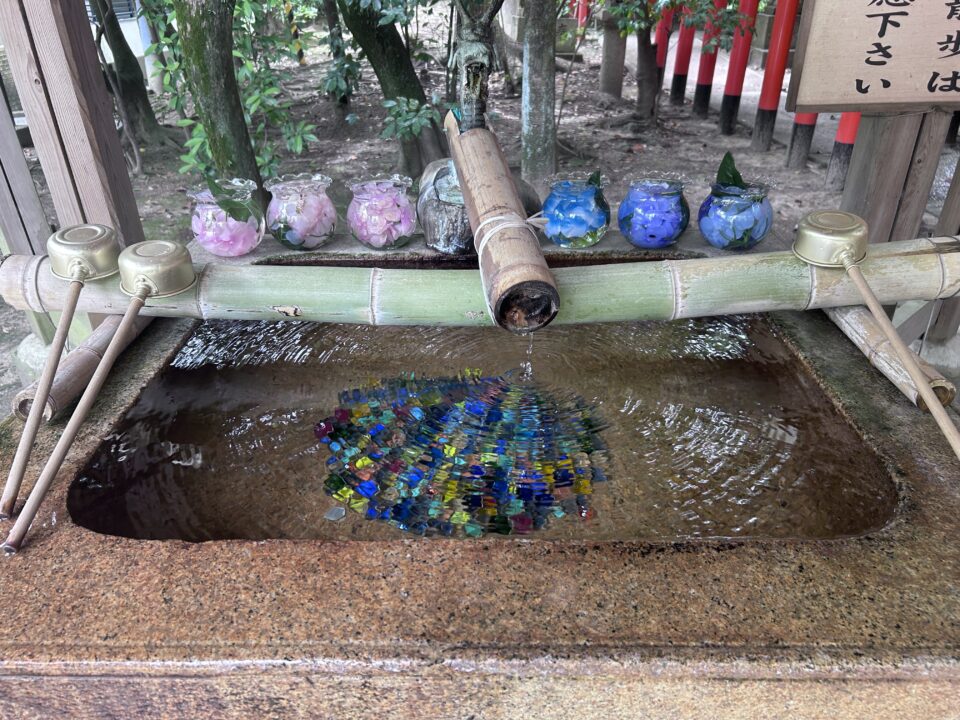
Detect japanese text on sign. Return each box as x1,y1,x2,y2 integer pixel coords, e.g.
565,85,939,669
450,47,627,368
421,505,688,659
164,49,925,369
788,0,960,112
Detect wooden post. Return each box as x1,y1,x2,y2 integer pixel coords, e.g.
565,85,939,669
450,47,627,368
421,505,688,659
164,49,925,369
840,114,924,245
924,167,960,342
0,0,143,246
445,111,559,333
825,112,861,192
0,88,54,343
520,0,556,190
889,111,953,243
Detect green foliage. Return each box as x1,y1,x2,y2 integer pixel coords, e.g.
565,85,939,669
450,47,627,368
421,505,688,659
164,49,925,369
141,0,318,178
323,29,362,104
603,0,746,52
716,152,747,189
380,98,441,141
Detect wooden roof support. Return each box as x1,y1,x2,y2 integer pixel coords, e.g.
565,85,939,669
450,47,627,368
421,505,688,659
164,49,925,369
0,0,143,246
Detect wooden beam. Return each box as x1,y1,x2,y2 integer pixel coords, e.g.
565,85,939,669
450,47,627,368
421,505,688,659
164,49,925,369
925,167,960,342
0,86,55,342
22,0,143,245
0,0,143,245
890,110,953,243
0,94,49,254
840,113,923,245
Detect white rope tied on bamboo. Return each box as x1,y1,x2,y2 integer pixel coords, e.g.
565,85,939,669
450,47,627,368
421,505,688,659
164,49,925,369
473,213,543,259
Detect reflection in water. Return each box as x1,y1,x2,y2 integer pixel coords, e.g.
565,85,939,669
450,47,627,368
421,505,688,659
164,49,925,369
68,317,898,541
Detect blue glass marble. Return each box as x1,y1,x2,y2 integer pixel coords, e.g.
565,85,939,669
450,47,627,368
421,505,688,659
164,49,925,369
697,183,773,250
617,179,689,249
541,180,611,249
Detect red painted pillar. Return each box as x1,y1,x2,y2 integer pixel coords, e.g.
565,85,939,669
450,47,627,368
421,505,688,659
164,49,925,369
692,0,727,117
750,0,800,151
655,8,675,85
669,7,697,105
785,112,818,169
718,0,760,135
575,0,590,27
826,112,862,190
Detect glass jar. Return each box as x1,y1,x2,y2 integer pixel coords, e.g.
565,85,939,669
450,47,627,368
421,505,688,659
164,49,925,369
542,179,610,249
617,179,689,249
346,175,417,250
189,178,264,258
417,160,473,255
265,173,337,251
697,184,773,251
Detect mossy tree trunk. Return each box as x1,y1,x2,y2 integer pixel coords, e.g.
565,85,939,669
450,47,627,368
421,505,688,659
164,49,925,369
337,0,446,178
89,0,168,144
172,0,266,207
322,0,348,106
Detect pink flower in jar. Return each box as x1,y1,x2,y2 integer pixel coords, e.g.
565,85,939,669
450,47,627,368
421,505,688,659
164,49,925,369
347,176,416,249
266,174,337,250
189,180,263,258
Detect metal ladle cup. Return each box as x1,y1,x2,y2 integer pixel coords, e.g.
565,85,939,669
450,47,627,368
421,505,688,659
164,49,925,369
792,210,960,462
0,225,121,519
4,240,196,553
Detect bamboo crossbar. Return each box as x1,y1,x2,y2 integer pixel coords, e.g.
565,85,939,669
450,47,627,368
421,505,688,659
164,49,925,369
2,237,959,326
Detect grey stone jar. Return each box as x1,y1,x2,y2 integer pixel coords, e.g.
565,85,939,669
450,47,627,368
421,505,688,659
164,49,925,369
417,160,473,255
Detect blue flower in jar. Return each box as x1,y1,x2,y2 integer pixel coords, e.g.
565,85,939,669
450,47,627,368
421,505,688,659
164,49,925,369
617,179,689,249
697,184,773,250
542,180,611,249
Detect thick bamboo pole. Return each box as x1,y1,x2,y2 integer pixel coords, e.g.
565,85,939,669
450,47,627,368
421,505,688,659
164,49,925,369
13,314,152,422
2,237,959,327
826,306,955,411
443,111,559,333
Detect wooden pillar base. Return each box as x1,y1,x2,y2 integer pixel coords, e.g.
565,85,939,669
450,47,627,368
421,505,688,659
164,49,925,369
825,141,854,192
718,94,741,135
785,121,816,169
750,108,777,151
692,83,712,117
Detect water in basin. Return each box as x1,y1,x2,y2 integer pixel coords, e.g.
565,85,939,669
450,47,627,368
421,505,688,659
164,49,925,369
68,317,897,541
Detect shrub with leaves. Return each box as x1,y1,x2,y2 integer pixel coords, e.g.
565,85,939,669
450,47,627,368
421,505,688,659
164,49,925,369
380,98,442,141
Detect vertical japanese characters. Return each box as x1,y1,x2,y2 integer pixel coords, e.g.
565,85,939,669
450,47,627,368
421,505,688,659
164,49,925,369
929,0,960,93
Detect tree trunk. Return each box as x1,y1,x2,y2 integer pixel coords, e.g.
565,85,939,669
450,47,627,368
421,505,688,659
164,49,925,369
337,0,446,177
599,8,625,98
172,0,266,206
90,0,166,143
521,0,556,191
322,0,349,106
635,26,659,125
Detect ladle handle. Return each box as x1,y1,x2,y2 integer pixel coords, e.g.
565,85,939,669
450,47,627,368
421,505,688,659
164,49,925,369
846,264,960,461
0,280,83,519
3,289,148,553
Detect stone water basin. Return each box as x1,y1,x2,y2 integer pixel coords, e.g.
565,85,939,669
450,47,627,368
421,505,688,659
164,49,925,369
68,316,897,543
0,262,958,715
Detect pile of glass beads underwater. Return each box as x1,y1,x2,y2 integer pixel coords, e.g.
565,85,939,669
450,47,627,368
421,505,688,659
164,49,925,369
314,372,609,537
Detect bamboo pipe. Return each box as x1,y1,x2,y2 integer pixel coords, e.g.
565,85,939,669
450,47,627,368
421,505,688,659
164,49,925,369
844,262,960,461
3,286,149,553
13,315,152,423
443,111,559,333
2,238,959,326
826,306,955,411
0,280,81,519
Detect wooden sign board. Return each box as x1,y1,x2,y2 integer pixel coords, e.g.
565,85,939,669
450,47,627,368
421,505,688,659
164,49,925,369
787,0,960,113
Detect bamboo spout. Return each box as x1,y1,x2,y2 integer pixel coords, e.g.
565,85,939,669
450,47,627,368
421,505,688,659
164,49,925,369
443,111,559,333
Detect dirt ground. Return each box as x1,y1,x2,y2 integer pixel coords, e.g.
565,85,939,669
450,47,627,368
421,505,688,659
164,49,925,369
0,19,900,415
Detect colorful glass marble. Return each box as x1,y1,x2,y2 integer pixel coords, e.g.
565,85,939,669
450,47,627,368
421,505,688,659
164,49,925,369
542,179,611,249
617,179,690,249
266,173,337,250
189,178,264,257
697,183,773,251
347,175,417,250
313,373,609,537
